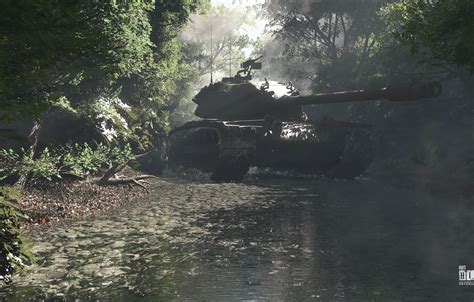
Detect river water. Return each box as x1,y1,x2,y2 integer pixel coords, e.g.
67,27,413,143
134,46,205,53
1,177,473,301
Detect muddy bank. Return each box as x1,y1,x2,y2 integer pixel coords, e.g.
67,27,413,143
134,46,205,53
20,179,150,231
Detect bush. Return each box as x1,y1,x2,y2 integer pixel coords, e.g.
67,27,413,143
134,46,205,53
0,143,135,184
60,143,134,177
110,144,134,166
0,187,32,283
0,148,60,183
60,143,109,178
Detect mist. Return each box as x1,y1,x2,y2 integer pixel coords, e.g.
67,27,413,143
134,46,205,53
1,1,472,300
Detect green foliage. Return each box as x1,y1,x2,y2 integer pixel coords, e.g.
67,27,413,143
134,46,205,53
1,0,210,150
110,144,134,166
61,143,133,177
61,143,109,178
0,143,135,183
0,148,60,183
262,0,393,93
264,0,389,62
0,187,32,283
0,1,155,121
23,148,61,182
382,0,474,71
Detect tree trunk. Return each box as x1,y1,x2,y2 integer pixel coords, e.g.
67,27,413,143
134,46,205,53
93,151,156,189
14,112,47,190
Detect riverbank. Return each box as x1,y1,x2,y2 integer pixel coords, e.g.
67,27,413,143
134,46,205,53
20,166,472,233
20,166,472,225
20,178,151,232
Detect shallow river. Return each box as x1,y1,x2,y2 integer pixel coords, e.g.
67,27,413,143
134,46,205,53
1,177,474,301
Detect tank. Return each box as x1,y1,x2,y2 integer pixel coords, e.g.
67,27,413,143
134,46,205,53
168,57,442,181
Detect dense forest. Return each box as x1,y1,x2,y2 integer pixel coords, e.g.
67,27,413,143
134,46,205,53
1,0,473,283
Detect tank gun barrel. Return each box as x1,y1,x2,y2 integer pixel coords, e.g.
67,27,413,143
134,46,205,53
283,82,442,106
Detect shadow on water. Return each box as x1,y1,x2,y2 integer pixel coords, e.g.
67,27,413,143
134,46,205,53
1,177,474,301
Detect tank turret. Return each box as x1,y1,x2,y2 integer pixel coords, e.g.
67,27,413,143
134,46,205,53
168,57,443,182
193,57,441,121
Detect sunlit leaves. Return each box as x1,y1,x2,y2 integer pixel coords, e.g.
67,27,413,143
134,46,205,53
0,143,135,182
1,0,210,152
0,1,153,120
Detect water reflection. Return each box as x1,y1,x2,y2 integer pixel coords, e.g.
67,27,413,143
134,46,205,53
1,178,473,301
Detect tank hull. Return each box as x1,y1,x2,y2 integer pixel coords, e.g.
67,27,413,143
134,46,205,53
167,119,375,181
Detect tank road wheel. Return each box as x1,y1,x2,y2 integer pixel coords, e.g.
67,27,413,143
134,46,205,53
327,129,375,179
210,154,250,182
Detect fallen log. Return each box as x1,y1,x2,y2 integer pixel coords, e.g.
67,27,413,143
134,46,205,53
92,175,158,191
